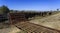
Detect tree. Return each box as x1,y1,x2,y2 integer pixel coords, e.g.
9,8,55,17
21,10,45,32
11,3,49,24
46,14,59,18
10,10,13,13
57,9,59,11
0,5,9,14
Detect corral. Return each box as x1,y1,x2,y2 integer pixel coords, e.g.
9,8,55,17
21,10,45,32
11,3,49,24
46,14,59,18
9,13,27,24
9,13,60,33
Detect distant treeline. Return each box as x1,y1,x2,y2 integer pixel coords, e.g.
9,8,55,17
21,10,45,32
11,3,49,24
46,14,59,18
0,5,60,22
24,11,59,19
10,10,60,19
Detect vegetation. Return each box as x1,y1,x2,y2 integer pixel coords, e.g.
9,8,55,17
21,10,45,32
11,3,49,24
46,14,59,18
0,5,60,22
0,5,9,14
10,9,60,19
0,5,9,22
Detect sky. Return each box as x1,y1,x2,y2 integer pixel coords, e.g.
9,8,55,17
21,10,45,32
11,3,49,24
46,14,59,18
0,0,60,11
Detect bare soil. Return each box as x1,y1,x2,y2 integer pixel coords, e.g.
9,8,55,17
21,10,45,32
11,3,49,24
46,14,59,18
29,13,60,30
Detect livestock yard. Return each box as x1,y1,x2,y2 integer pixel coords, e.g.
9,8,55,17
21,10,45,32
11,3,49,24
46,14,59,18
1,0,60,33
0,12,60,33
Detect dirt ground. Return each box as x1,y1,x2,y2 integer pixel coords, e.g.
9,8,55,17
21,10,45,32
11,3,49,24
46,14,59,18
0,21,27,33
0,13,60,33
29,13,60,30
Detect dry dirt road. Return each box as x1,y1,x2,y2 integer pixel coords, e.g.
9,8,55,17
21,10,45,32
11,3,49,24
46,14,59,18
29,13,60,30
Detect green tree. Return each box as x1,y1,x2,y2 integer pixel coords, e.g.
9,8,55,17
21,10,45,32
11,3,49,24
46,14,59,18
0,5,9,14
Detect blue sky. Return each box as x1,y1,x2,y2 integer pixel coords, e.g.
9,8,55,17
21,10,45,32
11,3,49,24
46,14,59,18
0,0,60,11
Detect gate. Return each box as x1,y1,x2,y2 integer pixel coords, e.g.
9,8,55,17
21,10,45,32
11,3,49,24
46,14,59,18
9,13,26,24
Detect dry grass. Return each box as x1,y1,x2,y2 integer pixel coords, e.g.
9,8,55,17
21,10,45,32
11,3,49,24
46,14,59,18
29,13,60,30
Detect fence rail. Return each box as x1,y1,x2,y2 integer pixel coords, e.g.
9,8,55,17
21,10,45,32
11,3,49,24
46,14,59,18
9,13,60,33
